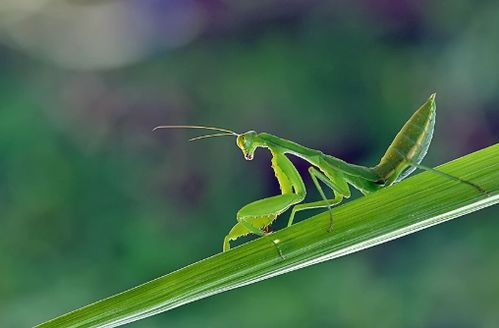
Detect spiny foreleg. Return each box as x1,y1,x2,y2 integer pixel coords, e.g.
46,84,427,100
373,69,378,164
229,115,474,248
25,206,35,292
223,150,306,253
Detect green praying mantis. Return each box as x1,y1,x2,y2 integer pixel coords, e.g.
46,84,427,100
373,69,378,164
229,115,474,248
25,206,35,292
155,94,488,252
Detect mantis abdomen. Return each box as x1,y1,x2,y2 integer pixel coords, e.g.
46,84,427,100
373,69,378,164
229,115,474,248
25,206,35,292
373,93,436,185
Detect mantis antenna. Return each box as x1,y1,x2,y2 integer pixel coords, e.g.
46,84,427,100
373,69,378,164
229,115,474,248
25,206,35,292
189,133,236,142
153,125,238,135
153,125,239,142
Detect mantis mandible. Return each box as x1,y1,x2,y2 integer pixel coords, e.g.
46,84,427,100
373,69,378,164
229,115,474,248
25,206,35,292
155,94,488,252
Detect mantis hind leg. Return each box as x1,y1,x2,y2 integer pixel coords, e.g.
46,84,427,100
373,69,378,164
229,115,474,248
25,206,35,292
288,166,350,231
410,162,490,197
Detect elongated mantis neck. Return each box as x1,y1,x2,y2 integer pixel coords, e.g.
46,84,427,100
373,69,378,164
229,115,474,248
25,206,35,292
258,133,382,182
259,133,322,160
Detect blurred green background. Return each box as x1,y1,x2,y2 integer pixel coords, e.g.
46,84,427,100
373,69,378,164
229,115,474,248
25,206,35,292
1,1,498,327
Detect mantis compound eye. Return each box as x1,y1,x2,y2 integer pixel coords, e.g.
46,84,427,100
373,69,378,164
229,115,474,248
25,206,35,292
236,135,246,149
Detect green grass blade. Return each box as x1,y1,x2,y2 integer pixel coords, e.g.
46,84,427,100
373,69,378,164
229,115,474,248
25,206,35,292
37,144,499,328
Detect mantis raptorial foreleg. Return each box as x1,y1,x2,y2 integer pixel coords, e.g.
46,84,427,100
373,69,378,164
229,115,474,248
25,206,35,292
287,166,350,231
223,151,306,251
223,214,274,252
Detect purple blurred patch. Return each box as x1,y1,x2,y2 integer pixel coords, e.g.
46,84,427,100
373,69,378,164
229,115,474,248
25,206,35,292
127,0,204,52
361,0,425,43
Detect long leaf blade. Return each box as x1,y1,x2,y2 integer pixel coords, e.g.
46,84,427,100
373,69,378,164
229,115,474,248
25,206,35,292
37,144,499,328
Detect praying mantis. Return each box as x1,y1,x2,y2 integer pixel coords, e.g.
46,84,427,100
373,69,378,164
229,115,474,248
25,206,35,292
155,94,488,252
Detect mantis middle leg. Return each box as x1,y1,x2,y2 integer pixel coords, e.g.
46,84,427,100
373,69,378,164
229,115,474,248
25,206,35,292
223,151,306,252
287,166,351,231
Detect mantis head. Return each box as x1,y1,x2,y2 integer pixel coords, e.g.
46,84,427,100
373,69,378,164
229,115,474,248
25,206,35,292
236,130,263,160
154,125,262,160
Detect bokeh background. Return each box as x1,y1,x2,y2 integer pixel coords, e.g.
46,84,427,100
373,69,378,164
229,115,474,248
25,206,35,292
1,1,498,327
